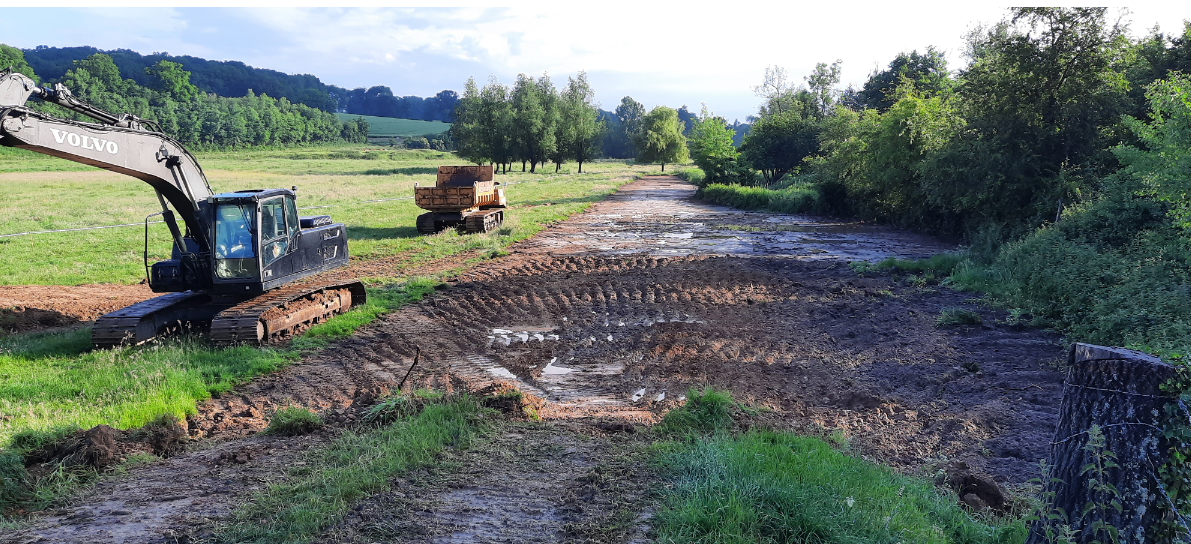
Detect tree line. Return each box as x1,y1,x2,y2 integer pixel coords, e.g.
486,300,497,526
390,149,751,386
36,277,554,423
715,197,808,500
451,71,718,173
1,45,367,148
689,8,1191,244
19,45,463,123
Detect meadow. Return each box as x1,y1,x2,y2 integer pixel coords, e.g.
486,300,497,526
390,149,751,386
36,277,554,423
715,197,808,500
0,144,653,448
332,113,449,138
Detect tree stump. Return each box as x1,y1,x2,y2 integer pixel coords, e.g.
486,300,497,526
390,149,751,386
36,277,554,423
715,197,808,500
1026,344,1177,544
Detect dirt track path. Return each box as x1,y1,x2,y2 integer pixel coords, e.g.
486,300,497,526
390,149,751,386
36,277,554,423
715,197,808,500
5,177,1066,543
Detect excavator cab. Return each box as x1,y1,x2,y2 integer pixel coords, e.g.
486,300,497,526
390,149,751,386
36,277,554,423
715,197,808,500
149,188,349,295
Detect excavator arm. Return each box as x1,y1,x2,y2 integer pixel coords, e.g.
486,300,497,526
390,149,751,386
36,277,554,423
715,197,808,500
0,70,213,253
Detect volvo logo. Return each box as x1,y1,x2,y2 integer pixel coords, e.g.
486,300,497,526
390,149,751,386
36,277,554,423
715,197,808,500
49,128,119,154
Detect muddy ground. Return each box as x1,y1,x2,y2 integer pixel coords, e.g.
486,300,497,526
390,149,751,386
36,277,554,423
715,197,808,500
2,177,1066,543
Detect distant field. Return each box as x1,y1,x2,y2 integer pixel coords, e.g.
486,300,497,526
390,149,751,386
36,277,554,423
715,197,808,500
334,114,450,137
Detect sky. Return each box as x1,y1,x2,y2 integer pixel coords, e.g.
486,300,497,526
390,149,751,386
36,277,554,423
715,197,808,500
1,5,1188,122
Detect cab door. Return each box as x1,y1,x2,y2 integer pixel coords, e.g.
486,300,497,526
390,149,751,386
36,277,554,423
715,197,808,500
259,196,293,280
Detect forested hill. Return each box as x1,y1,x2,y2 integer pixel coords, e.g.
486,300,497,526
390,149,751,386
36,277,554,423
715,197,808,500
21,45,458,122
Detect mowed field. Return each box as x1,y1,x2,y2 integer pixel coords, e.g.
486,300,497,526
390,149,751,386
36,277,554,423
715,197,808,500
332,113,450,137
0,144,651,446
0,146,635,286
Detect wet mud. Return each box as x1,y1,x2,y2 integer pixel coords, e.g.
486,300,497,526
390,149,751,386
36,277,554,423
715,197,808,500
4,176,1066,543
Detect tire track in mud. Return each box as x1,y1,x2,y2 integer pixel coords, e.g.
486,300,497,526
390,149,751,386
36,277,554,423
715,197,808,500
6,177,1066,543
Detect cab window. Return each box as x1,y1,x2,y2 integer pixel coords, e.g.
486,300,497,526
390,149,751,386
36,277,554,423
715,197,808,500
260,197,289,266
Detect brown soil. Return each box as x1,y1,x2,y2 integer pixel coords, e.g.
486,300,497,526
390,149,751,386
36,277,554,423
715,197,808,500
4,177,1067,543
0,284,153,333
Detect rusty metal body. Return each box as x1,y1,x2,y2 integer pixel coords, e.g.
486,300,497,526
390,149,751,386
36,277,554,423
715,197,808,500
415,165,506,234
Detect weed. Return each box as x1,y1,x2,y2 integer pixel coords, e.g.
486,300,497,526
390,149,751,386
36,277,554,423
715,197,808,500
265,407,323,437
655,387,735,435
937,308,983,327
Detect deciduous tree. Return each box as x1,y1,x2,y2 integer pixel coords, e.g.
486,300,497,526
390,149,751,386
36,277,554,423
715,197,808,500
633,106,688,172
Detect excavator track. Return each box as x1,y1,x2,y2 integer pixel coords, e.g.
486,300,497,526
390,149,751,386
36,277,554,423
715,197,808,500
209,280,367,345
92,291,214,349
464,209,503,233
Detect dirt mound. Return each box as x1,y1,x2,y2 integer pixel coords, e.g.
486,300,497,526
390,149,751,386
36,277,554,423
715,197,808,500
0,283,154,334
25,416,188,474
0,306,78,334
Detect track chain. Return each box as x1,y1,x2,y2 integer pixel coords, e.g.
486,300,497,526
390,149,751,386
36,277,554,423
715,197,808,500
464,209,503,233
208,280,367,345
91,291,208,349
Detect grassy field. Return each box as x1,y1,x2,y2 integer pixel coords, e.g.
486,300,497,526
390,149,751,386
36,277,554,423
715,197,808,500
0,146,644,285
0,145,652,445
332,114,449,137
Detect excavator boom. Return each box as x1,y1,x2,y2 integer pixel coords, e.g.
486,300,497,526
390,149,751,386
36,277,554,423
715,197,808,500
0,70,365,349
0,71,212,251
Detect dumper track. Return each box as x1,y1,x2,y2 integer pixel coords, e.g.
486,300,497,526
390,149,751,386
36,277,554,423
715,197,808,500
464,209,503,233
209,280,367,345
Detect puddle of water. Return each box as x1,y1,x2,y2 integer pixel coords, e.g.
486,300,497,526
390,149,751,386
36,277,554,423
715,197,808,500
631,388,646,402
662,232,694,239
486,367,519,380
542,358,576,375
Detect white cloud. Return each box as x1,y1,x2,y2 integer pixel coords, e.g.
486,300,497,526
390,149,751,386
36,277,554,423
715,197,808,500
1,5,1188,121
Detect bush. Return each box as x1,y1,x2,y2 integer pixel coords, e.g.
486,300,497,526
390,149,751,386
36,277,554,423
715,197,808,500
675,167,705,186
265,407,323,436
696,183,822,214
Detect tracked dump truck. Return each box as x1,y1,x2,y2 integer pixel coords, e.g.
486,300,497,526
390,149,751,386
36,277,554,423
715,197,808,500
414,165,507,234
0,70,366,348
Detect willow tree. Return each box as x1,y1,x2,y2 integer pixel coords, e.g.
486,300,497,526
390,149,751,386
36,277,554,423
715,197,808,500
633,106,689,171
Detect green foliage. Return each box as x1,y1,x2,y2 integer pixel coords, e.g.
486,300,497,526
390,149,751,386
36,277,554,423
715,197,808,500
740,92,821,185
687,105,748,185
0,44,39,83
655,388,735,435
218,396,485,543
675,167,705,185
697,182,822,214
653,430,1026,543
633,106,689,171
936,308,983,327
265,407,323,437
559,71,605,173
852,47,952,111
28,52,361,149
1115,73,1191,232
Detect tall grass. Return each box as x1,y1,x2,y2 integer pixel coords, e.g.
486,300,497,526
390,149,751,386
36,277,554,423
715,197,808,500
653,431,1025,544
651,389,1024,543
697,182,822,214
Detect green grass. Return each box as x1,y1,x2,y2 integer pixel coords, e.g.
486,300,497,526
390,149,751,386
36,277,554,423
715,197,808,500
650,389,1023,544
332,114,450,137
697,181,822,214
652,431,1025,544
0,146,641,285
216,394,485,543
264,407,323,437
937,308,983,327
